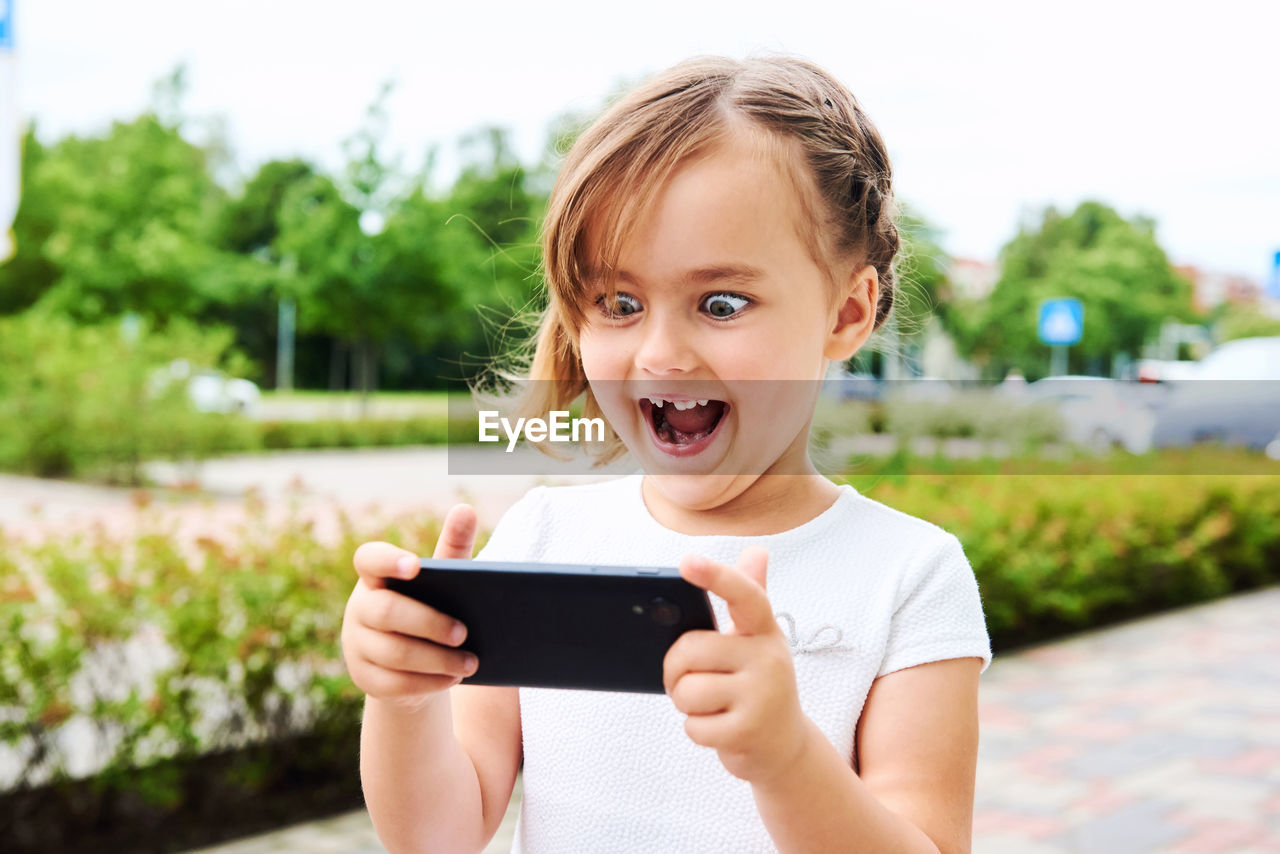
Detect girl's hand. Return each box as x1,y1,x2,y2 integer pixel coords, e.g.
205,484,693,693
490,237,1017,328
663,546,809,785
340,504,480,711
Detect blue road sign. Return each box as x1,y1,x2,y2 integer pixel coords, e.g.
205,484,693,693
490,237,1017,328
1268,250,1280,300
1038,297,1084,347
0,1,12,50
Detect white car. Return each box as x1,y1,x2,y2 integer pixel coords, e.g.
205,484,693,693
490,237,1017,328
1135,358,1200,383
152,360,262,417
1023,376,1154,454
1152,337,1280,456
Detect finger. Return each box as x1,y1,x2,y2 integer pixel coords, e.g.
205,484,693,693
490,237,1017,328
348,657,465,699
737,546,769,592
354,541,420,589
683,709,741,750
668,671,738,716
662,630,749,694
354,627,479,679
433,504,478,560
357,586,468,647
678,554,776,637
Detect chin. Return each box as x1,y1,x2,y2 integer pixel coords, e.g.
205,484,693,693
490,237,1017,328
643,472,754,512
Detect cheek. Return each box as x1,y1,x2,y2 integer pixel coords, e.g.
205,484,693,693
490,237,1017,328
578,330,635,431
577,328,626,381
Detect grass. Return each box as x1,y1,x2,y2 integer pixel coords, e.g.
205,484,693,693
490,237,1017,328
258,390,451,420
836,445,1280,488
261,390,451,404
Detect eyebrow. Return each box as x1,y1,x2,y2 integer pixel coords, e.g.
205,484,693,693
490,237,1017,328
585,263,768,288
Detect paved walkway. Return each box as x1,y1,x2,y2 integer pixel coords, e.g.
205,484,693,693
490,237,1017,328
183,585,1280,854
0,448,620,549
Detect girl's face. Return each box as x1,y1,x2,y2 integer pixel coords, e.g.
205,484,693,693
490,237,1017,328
577,133,877,514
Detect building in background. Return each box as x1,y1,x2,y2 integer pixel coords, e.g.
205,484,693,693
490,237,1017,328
1175,264,1264,313
948,257,999,301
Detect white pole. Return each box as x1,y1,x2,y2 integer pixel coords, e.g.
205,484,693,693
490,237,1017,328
276,296,296,392
0,0,19,262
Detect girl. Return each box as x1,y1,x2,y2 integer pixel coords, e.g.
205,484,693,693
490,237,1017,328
341,54,992,854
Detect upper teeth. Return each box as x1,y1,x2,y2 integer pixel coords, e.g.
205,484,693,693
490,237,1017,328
647,397,709,410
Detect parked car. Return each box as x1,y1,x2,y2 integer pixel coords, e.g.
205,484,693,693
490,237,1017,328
1135,358,1200,384
1022,376,1155,454
821,369,883,402
151,360,263,417
1151,337,1280,453
883,375,956,403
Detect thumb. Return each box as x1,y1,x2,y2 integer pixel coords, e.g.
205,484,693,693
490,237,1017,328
433,504,478,560
738,546,768,593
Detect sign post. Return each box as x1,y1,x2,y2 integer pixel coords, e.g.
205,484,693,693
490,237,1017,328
1038,297,1084,377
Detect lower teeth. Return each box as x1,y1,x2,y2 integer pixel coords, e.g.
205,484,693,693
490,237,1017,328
656,413,712,445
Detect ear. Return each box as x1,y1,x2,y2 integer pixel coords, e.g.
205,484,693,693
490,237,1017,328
823,264,879,363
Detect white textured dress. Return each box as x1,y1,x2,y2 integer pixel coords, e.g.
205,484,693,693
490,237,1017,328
472,475,992,854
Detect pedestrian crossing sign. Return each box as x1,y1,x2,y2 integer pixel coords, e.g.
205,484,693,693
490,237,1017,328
1038,298,1084,347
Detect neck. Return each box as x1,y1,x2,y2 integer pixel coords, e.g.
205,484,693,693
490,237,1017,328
641,466,843,536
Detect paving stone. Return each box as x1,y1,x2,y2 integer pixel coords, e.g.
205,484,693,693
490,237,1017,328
1045,798,1190,853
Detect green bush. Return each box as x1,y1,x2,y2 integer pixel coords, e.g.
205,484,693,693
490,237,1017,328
255,416,451,451
0,495,475,804
846,470,1280,647
0,311,256,483
882,389,1064,449
810,399,876,445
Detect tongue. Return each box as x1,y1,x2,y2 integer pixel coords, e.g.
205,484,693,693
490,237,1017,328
664,402,720,435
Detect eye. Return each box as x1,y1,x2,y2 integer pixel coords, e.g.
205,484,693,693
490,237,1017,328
595,292,642,319
701,292,751,320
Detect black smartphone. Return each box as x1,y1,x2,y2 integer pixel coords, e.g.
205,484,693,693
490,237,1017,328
383,558,718,693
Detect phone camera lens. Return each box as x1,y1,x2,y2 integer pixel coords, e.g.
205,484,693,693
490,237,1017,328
649,597,681,627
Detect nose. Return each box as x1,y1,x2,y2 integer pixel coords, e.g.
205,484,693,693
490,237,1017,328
633,309,698,376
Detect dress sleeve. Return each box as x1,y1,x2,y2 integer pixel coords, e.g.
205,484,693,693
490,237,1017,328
877,533,993,677
472,486,548,562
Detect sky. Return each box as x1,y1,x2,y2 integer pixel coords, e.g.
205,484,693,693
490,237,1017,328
9,0,1280,282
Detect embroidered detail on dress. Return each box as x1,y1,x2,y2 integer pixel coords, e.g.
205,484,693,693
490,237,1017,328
774,612,857,654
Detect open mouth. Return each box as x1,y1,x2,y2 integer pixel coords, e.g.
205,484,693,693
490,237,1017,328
638,396,729,455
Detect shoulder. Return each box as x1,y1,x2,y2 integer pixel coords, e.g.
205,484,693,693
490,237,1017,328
831,489,978,621
836,488,964,566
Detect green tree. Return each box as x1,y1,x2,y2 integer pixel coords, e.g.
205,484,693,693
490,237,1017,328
205,158,319,384
0,127,59,315
10,111,229,322
8,66,235,323
272,84,414,397
1210,302,1280,343
373,126,545,387
218,159,317,257
952,201,1194,380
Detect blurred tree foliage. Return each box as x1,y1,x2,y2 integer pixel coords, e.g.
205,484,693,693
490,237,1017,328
0,74,549,391
949,201,1196,380
1,113,232,321
884,205,952,350
0,69,1006,391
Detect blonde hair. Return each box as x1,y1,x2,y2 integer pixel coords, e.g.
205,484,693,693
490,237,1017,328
494,53,900,465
